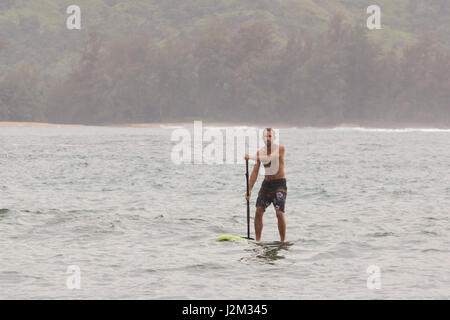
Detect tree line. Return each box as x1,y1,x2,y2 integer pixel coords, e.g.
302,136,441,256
0,15,449,126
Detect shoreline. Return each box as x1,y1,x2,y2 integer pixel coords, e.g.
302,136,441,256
0,121,449,130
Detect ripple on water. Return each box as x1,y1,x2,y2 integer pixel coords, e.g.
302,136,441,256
367,232,395,238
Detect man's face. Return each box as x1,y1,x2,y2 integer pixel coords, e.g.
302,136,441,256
263,129,274,146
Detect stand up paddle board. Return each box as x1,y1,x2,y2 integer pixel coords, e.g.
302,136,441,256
216,235,254,242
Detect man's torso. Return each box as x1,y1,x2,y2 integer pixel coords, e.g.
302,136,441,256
259,144,285,180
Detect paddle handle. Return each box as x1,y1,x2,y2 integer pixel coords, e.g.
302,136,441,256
245,158,250,239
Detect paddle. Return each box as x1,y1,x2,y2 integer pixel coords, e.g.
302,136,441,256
244,158,254,240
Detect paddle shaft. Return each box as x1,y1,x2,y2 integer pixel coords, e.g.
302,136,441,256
245,158,250,239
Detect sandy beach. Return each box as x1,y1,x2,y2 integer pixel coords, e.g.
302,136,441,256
0,122,85,127
0,121,289,128
0,121,449,129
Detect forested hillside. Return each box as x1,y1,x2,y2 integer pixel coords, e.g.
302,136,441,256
0,0,449,126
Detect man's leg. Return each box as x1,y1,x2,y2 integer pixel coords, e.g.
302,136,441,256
255,206,265,241
276,210,286,242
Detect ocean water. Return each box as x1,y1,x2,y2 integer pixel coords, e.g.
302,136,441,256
0,125,449,299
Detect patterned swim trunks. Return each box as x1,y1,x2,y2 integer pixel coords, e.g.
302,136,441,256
255,178,287,212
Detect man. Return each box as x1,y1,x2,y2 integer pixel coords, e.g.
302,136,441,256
244,128,287,242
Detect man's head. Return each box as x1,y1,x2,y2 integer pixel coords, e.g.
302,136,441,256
263,128,275,146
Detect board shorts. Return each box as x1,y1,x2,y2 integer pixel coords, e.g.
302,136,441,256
256,178,287,212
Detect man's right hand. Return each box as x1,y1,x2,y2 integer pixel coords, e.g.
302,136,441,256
245,192,251,201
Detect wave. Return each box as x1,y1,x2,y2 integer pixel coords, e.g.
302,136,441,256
159,125,185,129
203,126,255,130
284,126,450,132
160,124,260,131
331,127,450,133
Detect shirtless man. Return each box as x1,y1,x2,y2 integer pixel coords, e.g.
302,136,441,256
244,128,287,242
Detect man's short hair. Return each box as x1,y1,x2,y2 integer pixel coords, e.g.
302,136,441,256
263,128,274,137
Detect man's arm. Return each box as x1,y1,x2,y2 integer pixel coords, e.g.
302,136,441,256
249,158,260,193
278,145,285,162
245,152,260,200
